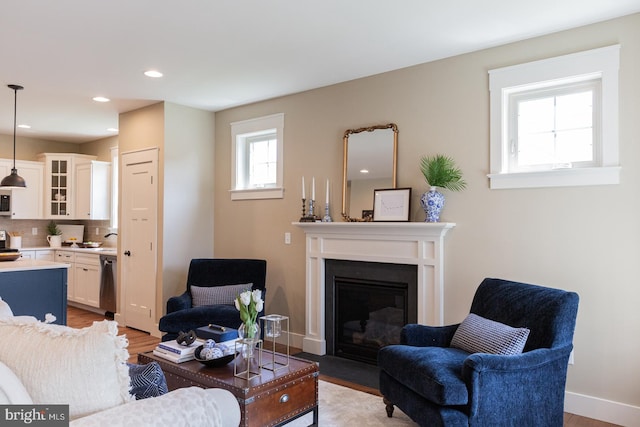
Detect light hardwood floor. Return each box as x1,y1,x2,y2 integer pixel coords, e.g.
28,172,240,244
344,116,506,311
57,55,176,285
67,306,618,427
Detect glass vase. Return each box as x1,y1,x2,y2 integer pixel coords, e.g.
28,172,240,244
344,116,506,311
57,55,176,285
238,322,260,340
237,322,261,358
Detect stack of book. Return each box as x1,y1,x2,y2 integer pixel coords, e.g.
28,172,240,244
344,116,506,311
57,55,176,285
153,339,201,363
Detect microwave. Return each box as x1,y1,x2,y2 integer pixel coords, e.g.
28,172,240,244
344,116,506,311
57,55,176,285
0,194,10,215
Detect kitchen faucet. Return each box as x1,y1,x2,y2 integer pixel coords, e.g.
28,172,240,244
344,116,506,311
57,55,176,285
104,233,118,238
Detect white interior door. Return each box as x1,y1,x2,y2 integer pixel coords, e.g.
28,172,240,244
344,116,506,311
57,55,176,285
121,148,158,333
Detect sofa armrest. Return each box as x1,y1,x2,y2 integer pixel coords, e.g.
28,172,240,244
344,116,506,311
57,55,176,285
400,323,459,347
462,345,573,425
166,292,192,313
70,387,240,427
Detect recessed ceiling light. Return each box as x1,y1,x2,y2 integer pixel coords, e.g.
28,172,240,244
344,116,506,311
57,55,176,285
144,70,163,78
360,169,369,174
18,124,31,129
93,96,110,103
107,128,118,132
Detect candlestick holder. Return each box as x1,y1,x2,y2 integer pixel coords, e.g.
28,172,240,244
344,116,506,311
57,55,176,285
299,198,308,222
260,314,289,372
322,202,333,222
300,198,319,222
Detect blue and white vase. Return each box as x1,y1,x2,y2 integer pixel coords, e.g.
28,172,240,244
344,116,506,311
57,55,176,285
420,187,445,222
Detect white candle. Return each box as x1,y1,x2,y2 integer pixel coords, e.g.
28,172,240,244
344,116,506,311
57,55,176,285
326,179,329,204
312,177,315,200
302,176,305,199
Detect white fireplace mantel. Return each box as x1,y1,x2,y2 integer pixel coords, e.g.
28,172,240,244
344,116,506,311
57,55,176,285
294,221,455,355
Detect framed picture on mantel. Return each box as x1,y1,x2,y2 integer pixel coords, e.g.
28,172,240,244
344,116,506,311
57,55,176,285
373,188,411,222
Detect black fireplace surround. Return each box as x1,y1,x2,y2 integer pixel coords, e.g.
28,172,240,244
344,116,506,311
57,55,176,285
325,259,417,365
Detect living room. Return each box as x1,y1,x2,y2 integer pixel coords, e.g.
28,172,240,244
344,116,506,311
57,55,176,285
1,4,639,426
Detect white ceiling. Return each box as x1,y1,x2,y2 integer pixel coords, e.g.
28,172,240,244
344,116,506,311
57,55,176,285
1,0,639,143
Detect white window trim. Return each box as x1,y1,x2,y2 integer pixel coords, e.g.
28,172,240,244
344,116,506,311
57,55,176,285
110,146,118,230
230,113,284,200
488,45,620,189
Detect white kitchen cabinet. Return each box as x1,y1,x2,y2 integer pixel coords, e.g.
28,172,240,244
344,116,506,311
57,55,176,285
55,250,100,308
55,250,76,302
74,253,101,308
21,249,55,261
35,249,55,261
38,153,96,219
19,250,35,260
0,159,44,219
75,161,111,220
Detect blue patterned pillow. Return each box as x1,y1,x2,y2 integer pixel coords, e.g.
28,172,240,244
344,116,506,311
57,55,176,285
450,313,530,355
127,362,168,399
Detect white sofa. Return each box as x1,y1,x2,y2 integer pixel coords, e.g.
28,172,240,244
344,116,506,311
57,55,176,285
0,297,240,426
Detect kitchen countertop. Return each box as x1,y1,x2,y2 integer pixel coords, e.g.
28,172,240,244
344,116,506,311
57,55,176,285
0,259,71,272
20,246,118,257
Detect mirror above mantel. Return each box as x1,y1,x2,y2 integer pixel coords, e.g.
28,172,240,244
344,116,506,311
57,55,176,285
342,123,398,221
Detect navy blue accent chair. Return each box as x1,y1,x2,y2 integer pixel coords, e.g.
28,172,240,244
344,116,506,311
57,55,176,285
378,278,579,427
158,259,267,342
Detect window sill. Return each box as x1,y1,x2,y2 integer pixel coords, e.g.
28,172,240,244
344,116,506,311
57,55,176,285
488,167,621,189
230,187,284,200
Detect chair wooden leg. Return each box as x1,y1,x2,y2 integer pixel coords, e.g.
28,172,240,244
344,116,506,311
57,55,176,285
383,397,394,418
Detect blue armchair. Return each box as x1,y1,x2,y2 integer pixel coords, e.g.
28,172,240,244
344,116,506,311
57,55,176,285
158,259,267,342
378,278,579,427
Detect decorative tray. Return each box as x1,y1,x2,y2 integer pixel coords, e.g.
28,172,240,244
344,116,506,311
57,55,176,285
0,252,22,262
194,345,235,367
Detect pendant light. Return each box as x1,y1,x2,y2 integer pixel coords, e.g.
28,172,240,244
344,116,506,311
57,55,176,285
1,84,26,188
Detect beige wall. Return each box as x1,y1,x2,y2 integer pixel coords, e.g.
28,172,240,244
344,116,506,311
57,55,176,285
119,101,216,325
162,102,215,308
214,13,640,410
0,134,78,160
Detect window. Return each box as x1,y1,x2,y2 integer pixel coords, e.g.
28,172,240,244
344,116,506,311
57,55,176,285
231,113,284,200
488,45,620,189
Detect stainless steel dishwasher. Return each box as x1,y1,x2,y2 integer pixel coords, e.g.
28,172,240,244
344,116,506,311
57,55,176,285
99,254,117,317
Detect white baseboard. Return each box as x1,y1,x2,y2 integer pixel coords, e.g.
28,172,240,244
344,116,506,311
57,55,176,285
565,391,640,427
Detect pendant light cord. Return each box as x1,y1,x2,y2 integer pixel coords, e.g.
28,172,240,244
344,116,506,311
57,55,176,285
12,86,17,169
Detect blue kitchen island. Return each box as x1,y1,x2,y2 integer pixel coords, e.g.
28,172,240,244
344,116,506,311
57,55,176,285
0,259,69,325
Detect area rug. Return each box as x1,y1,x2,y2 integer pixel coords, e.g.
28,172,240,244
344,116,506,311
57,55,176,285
283,380,417,426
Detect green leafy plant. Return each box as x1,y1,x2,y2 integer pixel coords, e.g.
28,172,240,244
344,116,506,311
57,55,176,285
420,154,467,191
47,221,62,236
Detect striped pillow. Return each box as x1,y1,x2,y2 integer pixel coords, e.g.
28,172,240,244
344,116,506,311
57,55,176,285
450,313,530,355
190,283,252,307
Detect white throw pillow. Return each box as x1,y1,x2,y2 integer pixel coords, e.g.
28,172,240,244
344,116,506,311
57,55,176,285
0,360,33,404
0,297,14,318
0,318,133,419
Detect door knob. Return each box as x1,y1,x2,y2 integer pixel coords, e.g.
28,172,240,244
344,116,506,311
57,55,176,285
124,250,131,256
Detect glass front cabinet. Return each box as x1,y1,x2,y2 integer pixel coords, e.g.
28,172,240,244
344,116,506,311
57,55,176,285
38,153,96,219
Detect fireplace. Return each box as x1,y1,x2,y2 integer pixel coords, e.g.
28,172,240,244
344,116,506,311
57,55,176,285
325,259,417,364
295,221,454,356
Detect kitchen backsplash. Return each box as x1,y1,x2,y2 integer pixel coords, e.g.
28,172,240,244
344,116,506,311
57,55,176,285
0,218,112,247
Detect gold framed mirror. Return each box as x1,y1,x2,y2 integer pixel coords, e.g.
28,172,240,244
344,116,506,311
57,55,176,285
342,123,398,221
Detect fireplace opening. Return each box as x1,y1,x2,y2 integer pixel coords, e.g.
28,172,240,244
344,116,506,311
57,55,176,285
325,259,417,365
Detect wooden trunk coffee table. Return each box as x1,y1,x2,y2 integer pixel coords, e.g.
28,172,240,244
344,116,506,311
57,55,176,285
138,350,318,427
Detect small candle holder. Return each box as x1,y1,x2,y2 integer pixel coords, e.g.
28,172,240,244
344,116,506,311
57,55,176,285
234,338,263,380
322,202,333,222
260,314,289,372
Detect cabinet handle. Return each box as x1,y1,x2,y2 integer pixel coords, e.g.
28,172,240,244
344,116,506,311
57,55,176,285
279,394,289,404
124,250,131,256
